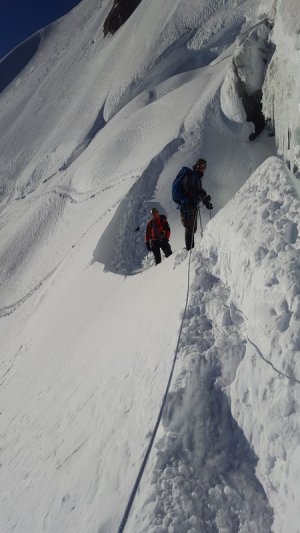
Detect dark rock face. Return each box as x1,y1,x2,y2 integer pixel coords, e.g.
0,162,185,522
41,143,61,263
103,0,142,36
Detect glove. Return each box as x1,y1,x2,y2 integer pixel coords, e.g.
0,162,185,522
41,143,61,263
146,241,152,251
203,195,213,210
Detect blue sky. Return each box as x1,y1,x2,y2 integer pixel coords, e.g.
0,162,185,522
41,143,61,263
0,0,82,59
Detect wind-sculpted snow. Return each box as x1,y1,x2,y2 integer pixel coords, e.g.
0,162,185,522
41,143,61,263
59,106,107,172
93,139,184,275
1,0,300,532
220,18,274,141
200,156,300,532
0,0,272,201
262,0,300,175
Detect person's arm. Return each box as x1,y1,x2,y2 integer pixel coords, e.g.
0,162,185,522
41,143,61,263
202,191,213,209
198,187,207,200
163,218,171,240
145,221,152,249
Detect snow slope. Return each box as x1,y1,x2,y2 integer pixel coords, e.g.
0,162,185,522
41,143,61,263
0,0,300,532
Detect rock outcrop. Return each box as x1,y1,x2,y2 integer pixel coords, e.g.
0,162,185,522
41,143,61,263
103,0,142,36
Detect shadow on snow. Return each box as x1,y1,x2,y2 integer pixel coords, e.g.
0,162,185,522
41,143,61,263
92,138,184,275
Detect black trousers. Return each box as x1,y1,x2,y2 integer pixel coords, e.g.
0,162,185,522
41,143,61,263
151,238,172,265
180,204,198,250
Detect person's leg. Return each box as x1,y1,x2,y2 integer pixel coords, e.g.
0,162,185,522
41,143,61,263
185,226,194,250
161,238,172,258
182,206,197,250
151,240,162,264
180,208,190,249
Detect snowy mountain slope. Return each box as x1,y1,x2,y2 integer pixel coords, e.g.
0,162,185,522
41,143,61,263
0,0,273,201
0,0,276,308
203,157,300,533
0,0,300,532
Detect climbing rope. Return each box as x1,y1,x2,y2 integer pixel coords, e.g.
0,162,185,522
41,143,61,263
117,210,198,533
248,336,300,385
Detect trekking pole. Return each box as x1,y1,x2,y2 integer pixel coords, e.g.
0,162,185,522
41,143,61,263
198,206,203,237
188,208,198,250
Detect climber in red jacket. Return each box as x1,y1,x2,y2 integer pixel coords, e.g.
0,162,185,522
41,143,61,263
145,208,172,265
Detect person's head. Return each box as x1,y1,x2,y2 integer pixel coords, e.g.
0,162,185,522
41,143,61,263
193,158,207,173
150,207,159,218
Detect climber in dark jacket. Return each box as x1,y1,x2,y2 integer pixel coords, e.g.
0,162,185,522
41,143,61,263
178,158,213,250
145,208,172,265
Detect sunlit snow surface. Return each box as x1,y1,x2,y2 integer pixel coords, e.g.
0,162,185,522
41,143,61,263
0,0,300,532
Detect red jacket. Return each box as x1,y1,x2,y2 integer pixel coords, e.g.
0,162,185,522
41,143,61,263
145,214,171,242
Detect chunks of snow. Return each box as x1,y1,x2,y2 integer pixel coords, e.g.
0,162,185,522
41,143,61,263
262,0,300,174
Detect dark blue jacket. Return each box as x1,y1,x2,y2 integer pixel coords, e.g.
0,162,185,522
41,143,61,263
181,168,208,206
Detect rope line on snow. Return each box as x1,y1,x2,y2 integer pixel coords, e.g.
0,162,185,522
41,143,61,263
220,300,300,385
117,210,198,533
216,299,300,385
247,337,300,385
205,230,300,384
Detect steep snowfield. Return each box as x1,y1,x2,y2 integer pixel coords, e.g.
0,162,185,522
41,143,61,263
0,0,299,532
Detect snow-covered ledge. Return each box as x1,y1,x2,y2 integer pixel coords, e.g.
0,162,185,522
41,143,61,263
202,156,300,532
